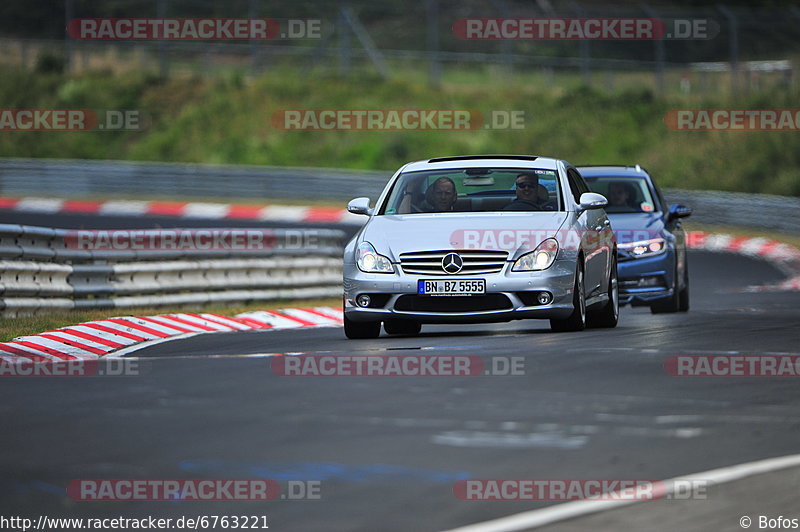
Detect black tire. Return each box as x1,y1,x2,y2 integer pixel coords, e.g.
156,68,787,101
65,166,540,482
678,261,690,312
650,262,680,314
344,315,381,339
550,262,586,332
588,258,619,328
384,319,422,336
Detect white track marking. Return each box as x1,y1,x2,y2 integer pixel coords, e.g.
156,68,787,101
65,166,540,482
182,203,230,218
15,197,64,212
106,333,201,357
440,453,800,532
97,200,150,215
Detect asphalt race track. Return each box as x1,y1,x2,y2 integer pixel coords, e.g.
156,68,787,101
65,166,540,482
2,213,800,531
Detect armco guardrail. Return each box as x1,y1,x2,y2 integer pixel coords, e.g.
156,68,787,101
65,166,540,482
0,224,346,316
1,158,798,234
663,189,800,235
0,158,388,202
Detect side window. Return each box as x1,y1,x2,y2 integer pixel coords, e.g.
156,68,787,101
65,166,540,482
566,169,586,204
653,182,667,212
573,169,591,196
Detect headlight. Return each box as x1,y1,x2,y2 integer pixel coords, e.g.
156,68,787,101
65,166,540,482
356,241,394,273
618,238,666,258
512,238,559,271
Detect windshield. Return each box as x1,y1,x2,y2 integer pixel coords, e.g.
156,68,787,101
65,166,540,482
583,176,659,214
378,168,563,214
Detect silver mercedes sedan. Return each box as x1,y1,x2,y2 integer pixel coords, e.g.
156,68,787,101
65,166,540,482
342,155,619,339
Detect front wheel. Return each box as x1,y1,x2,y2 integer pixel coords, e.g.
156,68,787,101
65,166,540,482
678,262,690,312
588,258,619,328
651,262,681,314
344,315,381,339
550,262,586,332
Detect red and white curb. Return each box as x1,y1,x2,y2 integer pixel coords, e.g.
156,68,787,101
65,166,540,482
686,231,800,292
0,307,343,363
0,196,362,225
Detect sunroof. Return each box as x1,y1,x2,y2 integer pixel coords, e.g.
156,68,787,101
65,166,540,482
428,155,538,163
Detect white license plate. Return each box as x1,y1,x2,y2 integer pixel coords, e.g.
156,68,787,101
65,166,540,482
417,279,486,296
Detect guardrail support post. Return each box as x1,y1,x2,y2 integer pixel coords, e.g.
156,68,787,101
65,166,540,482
718,5,739,99
641,4,665,96
426,0,441,87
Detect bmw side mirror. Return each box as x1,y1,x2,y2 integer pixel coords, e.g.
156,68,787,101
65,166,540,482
347,197,373,216
577,192,608,214
668,203,692,221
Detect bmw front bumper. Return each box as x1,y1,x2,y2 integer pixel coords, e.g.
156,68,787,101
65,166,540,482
617,249,676,306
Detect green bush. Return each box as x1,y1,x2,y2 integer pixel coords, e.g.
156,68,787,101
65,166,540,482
0,67,797,196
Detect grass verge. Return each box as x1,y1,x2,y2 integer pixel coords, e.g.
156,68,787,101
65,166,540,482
1,66,799,196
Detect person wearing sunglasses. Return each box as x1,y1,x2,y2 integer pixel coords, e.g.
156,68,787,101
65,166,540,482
503,172,548,211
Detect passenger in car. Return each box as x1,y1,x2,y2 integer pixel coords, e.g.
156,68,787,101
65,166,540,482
503,173,548,211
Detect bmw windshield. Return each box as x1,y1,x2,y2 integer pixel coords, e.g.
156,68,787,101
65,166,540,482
583,176,659,214
378,168,564,214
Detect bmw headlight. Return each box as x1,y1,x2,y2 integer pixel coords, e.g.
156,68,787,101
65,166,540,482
619,238,666,258
512,238,559,271
356,241,394,273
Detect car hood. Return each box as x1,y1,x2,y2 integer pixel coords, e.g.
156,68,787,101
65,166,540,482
360,212,570,259
608,212,665,243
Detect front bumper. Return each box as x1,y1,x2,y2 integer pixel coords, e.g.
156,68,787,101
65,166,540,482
343,258,576,324
617,250,675,306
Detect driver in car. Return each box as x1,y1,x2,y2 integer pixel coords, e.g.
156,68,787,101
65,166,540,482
417,176,457,212
503,172,548,211
606,181,638,211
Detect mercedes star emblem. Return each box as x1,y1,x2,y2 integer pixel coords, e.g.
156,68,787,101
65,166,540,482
442,252,463,274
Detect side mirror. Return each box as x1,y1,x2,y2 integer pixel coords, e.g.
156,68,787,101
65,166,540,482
347,197,373,216
577,192,608,213
668,203,692,221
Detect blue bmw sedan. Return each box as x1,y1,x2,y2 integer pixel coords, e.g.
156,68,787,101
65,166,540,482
578,165,692,314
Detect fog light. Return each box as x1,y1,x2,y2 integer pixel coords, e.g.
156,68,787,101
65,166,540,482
356,294,371,307
537,292,552,305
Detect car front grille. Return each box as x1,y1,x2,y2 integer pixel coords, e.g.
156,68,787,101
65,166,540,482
394,294,512,312
399,249,508,275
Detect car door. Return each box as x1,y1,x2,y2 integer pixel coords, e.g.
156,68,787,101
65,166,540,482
567,168,609,298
